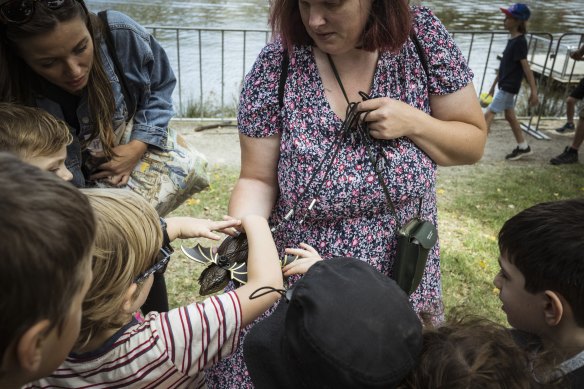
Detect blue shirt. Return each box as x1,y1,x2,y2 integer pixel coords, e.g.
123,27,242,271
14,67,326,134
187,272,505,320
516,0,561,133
37,10,176,187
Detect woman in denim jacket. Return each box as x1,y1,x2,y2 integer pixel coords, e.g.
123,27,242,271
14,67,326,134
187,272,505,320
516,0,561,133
0,0,175,313
0,0,175,188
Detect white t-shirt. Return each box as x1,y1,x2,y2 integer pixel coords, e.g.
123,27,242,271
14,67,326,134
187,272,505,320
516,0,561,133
24,291,242,389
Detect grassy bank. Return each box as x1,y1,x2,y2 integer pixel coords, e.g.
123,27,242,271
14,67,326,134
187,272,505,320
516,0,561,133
166,163,583,323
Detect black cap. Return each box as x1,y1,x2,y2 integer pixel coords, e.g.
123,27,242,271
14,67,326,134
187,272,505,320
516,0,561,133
244,257,423,389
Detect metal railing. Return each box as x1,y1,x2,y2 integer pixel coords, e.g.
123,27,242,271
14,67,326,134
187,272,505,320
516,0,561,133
147,26,583,132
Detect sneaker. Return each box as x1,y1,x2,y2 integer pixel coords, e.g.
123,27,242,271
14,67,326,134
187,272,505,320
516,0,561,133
550,146,578,165
505,146,532,160
555,122,575,134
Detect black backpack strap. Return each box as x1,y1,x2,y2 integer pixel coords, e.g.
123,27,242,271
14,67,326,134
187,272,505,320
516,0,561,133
278,49,289,109
98,10,137,119
410,29,429,79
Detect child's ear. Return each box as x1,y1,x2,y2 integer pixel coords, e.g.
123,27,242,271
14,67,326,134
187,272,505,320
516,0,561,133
122,283,139,314
543,290,564,327
16,320,51,373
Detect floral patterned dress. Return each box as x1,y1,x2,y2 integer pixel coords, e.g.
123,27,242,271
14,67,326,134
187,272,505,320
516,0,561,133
206,6,473,388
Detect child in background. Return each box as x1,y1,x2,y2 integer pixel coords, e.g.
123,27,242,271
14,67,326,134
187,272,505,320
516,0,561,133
25,189,283,388
0,153,95,389
401,315,559,388
244,257,424,389
484,3,539,161
494,199,584,388
0,103,73,181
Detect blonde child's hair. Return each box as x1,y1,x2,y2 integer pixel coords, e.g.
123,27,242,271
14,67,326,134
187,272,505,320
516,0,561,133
0,103,73,158
77,188,162,348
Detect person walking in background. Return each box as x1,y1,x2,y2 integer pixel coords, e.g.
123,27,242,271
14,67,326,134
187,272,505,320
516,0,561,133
484,3,539,161
550,44,584,165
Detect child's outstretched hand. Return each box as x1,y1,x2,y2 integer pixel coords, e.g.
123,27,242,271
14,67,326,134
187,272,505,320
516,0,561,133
166,216,241,241
282,243,323,276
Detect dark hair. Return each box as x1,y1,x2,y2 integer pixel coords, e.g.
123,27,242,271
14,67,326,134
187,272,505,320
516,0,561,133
0,0,117,158
400,315,558,388
0,152,96,360
269,0,412,53
498,199,584,326
518,20,527,34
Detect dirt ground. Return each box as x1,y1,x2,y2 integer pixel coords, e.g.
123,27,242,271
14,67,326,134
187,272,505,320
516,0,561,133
171,117,581,170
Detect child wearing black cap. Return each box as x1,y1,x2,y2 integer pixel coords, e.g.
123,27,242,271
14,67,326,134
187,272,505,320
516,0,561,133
244,257,423,389
244,253,556,388
484,3,539,161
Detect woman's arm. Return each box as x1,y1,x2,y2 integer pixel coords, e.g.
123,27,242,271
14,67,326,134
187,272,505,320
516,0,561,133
361,82,487,166
93,11,176,185
228,134,281,219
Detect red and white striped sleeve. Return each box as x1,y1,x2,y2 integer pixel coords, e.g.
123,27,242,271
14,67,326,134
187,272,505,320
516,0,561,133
157,290,243,376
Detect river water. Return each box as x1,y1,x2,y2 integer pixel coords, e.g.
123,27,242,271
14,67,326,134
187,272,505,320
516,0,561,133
88,0,583,31
87,0,584,115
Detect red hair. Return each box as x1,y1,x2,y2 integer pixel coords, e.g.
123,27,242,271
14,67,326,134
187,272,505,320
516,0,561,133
269,0,412,53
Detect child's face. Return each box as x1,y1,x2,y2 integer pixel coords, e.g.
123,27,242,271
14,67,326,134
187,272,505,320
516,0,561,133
24,146,73,182
36,255,93,378
503,15,520,31
493,253,546,335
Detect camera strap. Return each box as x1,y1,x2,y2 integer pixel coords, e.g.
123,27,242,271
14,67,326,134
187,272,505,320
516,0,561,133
326,53,415,229
328,54,437,295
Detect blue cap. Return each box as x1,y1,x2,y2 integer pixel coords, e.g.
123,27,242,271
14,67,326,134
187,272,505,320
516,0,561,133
500,3,531,21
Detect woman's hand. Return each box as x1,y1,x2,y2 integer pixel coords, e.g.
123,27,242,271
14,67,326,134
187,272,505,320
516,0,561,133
165,217,241,241
357,83,487,166
358,97,422,140
90,140,148,186
282,243,323,276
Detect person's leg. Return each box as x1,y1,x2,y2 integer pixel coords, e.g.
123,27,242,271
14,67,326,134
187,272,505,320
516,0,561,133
558,78,584,133
505,108,526,144
566,96,576,124
550,109,583,165
504,105,532,160
485,90,507,132
484,110,496,131
571,118,584,150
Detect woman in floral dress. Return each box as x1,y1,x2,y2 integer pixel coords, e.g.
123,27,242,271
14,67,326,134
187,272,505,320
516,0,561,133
207,0,487,387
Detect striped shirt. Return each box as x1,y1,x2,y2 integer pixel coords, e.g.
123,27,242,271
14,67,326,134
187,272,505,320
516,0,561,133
24,291,242,389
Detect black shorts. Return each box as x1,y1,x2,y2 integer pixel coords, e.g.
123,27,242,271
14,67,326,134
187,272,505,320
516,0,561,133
570,78,584,100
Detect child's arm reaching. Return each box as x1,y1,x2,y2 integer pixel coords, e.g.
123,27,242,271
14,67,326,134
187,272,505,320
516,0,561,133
165,216,241,241
282,243,323,276
234,215,283,326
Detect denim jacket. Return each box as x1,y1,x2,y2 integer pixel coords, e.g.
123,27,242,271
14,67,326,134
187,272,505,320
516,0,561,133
37,10,176,186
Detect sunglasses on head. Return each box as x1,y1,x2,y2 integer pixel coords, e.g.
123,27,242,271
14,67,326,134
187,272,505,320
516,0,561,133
0,0,80,25
134,246,173,284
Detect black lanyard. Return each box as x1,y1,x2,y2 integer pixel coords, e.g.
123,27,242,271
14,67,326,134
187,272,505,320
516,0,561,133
326,53,404,229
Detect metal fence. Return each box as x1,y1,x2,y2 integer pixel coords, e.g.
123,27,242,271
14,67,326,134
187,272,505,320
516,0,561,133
148,26,584,131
